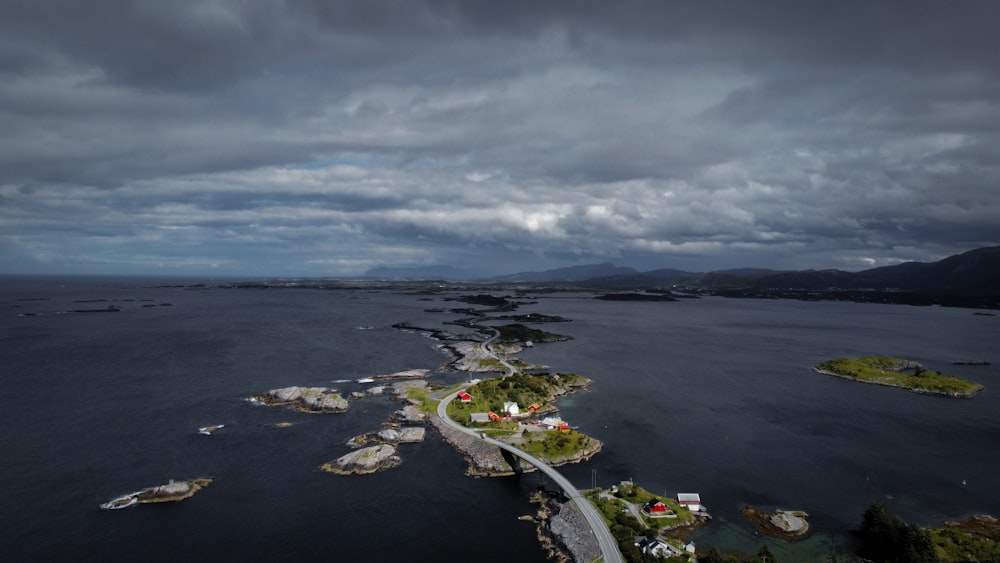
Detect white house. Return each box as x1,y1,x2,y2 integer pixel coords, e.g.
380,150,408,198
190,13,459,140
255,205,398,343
503,401,520,416
540,416,563,429
635,537,682,558
677,493,702,512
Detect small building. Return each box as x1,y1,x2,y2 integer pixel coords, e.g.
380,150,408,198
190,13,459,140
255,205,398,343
634,537,682,558
642,498,668,514
527,403,541,412
457,390,472,403
503,401,520,416
487,411,502,422
540,416,563,429
470,413,490,423
677,493,702,512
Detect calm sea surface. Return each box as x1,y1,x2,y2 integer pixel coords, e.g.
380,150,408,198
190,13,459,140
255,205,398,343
2,277,998,562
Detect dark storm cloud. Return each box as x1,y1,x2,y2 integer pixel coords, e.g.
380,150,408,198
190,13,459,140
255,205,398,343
1,0,999,275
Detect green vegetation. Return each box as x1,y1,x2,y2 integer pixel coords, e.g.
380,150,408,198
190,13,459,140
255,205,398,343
613,483,693,526
815,356,983,397
400,384,439,414
447,372,588,422
584,484,710,563
517,429,592,459
474,357,506,371
858,503,1000,563
859,502,937,563
495,323,570,343
584,489,633,526
930,516,1000,562
696,545,779,563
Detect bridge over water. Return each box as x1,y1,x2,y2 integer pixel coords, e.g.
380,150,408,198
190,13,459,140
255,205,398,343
438,392,623,563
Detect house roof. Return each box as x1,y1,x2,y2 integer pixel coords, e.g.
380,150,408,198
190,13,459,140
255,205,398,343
677,493,701,503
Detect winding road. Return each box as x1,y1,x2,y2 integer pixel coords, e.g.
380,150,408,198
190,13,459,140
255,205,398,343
437,390,623,563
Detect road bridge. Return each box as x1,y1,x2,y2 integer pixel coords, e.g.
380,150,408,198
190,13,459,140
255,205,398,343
438,392,623,563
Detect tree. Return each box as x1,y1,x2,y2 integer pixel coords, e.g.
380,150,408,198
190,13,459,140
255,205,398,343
858,502,938,563
751,544,779,562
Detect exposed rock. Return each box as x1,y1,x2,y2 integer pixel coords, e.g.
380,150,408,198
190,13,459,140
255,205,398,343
252,386,348,413
429,416,515,476
100,478,212,509
943,514,1000,538
373,369,429,380
378,427,426,443
445,341,501,372
347,434,371,448
198,424,224,435
321,444,402,475
741,506,810,540
391,404,427,423
391,380,430,399
530,490,600,563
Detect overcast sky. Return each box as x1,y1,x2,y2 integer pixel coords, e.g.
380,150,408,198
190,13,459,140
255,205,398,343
2,1,999,277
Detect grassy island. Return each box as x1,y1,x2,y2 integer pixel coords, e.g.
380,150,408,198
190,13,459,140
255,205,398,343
447,372,588,423
494,323,571,343
815,356,983,397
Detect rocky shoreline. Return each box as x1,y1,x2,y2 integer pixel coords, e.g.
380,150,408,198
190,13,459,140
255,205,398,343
530,490,602,563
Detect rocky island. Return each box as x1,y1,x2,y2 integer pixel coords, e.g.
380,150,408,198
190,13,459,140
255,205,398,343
100,478,212,509
814,356,984,397
741,506,810,540
321,444,402,475
251,386,349,412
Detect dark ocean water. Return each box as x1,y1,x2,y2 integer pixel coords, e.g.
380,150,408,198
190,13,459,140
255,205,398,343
2,277,998,562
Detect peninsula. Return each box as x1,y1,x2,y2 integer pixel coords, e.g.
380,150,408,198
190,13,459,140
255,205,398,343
814,356,984,397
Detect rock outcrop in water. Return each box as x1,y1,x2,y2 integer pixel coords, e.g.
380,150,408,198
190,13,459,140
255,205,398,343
321,444,402,475
741,506,810,540
100,478,212,509
252,386,349,413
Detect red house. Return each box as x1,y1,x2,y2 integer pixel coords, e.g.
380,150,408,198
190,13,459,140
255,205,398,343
487,411,502,422
643,498,669,514
527,403,541,412
457,390,472,403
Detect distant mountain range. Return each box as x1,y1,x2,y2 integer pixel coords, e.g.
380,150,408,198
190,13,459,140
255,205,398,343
362,246,1000,306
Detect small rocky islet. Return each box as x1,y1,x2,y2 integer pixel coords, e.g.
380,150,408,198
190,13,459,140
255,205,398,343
101,478,212,510
321,444,402,475
741,506,810,540
250,386,349,413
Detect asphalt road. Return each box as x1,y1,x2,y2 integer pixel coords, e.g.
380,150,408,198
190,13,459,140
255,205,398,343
437,391,623,563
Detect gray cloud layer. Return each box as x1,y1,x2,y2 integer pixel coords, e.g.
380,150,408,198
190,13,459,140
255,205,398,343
2,0,999,276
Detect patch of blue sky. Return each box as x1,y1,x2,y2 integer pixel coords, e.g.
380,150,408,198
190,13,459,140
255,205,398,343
407,155,469,169
287,152,386,170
